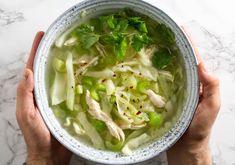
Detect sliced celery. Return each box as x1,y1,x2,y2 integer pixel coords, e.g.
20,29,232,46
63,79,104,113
91,119,106,132
105,141,123,151
137,80,150,93
82,76,95,87
110,95,116,103
80,93,88,110
95,83,106,91
75,85,83,94
148,112,162,128
90,87,100,101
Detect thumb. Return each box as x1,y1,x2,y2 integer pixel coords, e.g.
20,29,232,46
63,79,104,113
18,69,34,92
198,62,220,98
198,62,220,115
16,69,35,121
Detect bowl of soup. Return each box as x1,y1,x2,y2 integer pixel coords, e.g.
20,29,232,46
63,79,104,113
34,0,199,164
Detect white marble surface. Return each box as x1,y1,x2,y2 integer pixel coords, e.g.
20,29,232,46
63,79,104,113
1,0,235,164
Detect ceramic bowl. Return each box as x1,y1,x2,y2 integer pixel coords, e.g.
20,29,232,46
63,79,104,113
34,0,199,164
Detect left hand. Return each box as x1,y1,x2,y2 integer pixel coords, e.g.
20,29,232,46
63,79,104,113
16,32,72,165
167,29,220,165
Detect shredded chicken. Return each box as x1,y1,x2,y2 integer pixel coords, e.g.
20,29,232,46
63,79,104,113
75,56,98,76
146,89,166,108
86,90,125,141
95,42,107,56
138,49,152,66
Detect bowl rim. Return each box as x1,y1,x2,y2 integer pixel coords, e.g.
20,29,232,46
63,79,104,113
33,0,199,164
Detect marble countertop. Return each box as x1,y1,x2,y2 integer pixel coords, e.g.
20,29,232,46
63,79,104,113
1,0,235,164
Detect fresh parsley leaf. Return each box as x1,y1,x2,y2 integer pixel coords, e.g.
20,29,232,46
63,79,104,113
95,15,117,32
114,18,128,32
155,24,175,45
139,22,148,33
76,24,99,49
128,17,148,33
151,48,172,69
77,24,94,33
79,33,100,49
115,37,127,60
131,33,150,52
128,17,141,24
107,15,116,29
100,32,122,44
89,18,103,32
100,32,127,60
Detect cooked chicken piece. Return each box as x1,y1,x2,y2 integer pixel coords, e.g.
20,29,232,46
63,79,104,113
146,89,166,108
75,57,98,76
86,90,125,141
138,49,152,66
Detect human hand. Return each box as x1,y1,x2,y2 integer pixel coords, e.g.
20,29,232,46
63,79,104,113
16,32,72,165
167,31,220,165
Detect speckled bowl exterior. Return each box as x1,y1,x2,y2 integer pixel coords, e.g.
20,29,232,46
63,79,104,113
34,0,199,164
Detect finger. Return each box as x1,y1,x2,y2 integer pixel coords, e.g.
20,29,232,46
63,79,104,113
196,62,221,129
16,69,35,120
26,31,44,70
198,62,220,99
181,26,203,65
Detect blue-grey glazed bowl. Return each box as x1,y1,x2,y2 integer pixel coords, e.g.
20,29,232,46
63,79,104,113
34,0,199,164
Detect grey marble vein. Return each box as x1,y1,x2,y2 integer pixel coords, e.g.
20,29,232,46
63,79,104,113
0,9,25,26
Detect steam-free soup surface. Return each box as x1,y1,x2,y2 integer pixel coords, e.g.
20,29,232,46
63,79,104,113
48,9,186,155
